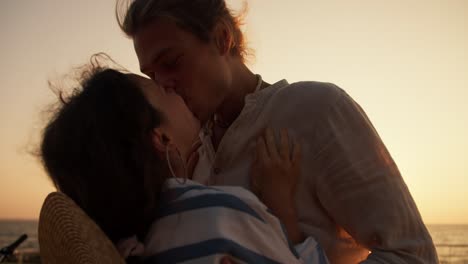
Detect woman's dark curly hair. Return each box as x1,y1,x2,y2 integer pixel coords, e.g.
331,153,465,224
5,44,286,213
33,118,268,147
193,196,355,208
40,56,169,243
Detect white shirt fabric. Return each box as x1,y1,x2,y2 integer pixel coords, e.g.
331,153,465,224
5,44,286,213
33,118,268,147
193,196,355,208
192,79,438,264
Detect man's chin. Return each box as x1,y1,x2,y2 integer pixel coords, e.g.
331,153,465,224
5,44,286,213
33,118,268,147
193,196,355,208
186,104,202,122
194,112,210,126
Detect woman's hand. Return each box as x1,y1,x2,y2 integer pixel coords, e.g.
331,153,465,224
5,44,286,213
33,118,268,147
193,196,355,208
250,128,304,243
251,127,301,213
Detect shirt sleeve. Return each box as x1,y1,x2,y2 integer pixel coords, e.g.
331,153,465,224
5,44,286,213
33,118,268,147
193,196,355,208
295,236,330,264
311,90,438,263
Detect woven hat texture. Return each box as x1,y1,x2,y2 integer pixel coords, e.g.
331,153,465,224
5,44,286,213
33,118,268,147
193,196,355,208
38,192,125,264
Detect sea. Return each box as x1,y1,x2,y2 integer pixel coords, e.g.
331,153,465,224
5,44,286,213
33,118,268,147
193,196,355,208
0,220,467,263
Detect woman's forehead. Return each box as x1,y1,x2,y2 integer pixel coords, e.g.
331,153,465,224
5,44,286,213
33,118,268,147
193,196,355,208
127,73,148,87
127,74,162,97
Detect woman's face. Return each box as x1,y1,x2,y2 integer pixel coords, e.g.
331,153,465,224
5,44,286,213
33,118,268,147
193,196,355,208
133,18,232,124
130,75,200,159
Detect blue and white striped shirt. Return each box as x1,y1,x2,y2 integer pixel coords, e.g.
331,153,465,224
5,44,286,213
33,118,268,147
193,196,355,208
142,179,328,264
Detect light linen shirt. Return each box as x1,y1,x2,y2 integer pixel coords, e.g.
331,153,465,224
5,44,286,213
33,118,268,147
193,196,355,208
192,79,438,264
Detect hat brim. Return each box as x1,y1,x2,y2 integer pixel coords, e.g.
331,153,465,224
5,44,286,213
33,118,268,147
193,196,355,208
38,192,125,264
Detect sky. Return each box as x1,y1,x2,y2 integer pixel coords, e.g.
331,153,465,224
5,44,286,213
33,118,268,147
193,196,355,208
0,0,467,224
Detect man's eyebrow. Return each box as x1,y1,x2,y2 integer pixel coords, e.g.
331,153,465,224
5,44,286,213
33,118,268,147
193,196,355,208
140,47,173,73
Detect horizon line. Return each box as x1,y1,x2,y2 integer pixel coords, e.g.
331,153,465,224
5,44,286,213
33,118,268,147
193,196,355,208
0,218,468,226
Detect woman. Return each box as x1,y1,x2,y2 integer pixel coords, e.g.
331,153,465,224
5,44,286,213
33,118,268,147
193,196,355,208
117,0,438,263
40,59,328,263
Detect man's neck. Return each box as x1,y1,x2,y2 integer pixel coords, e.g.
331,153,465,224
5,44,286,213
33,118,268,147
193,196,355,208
215,63,258,126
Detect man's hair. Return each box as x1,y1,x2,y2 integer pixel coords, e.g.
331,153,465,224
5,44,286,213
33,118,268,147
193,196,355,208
40,55,168,242
116,0,249,60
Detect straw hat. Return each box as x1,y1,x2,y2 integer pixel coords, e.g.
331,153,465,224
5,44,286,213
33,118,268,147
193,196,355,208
38,192,125,264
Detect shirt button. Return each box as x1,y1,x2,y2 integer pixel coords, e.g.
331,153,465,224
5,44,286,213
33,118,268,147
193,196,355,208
213,167,221,174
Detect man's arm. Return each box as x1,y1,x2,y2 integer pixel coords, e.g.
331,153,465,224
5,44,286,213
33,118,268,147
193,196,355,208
311,89,438,263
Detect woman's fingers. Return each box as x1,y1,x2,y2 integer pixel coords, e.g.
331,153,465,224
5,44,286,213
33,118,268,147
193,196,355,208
266,127,291,162
264,127,279,161
251,137,267,193
292,140,302,166
256,137,269,162
279,128,290,160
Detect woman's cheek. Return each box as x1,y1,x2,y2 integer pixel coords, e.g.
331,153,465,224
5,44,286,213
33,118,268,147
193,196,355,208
174,98,200,145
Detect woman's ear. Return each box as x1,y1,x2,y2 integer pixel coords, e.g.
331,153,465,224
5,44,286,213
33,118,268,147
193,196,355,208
152,128,171,154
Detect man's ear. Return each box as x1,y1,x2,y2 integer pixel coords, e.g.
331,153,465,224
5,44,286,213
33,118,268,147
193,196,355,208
214,21,234,56
152,128,171,154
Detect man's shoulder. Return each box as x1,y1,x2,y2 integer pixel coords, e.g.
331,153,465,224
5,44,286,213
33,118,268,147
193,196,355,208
270,80,347,109
282,81,344,97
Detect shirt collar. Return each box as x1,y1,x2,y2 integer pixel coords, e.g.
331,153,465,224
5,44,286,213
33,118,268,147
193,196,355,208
200,77,290,137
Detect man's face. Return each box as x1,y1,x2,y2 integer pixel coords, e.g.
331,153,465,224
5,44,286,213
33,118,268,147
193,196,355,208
133,18,232,124
130,74,200,159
